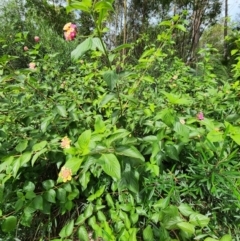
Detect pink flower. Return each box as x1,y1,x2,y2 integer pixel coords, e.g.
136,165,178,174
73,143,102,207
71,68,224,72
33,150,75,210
197,112,204,120
59,166,72,182
60,136,71,149
63,22,77,41
34,36,40,42
23,46,29,51
29,62,36,69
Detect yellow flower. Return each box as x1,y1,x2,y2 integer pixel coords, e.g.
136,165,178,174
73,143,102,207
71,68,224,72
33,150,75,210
60,136,71,149
59,166,72,182
63,22,72,31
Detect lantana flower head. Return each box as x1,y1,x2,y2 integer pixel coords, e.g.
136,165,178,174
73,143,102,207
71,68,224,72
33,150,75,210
60,136,71,149
63,22,77,41
59,166,72,182
197,112,204,120
29,62,36,69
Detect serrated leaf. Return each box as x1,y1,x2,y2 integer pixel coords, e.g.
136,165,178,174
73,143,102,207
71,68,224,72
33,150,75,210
77,226,89,241
94,115,106,133
103,70,118,91
59,219,74,238
177,222,195,235
178,204,195,217
189,213,210,227
84,203,94,218
98,153,121,180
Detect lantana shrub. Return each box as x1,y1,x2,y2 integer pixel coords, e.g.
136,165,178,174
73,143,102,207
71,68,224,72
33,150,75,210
0,0,240,240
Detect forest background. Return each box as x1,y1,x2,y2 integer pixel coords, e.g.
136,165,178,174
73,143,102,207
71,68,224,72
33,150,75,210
1,0,240,240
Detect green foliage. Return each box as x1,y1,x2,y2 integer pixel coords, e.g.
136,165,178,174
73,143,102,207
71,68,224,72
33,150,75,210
0,0,239,240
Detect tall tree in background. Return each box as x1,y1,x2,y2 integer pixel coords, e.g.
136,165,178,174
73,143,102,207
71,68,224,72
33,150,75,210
223,0,228,63
173,0,222,62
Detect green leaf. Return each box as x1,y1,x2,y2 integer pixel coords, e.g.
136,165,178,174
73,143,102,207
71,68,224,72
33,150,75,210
15,140,28,152
103,70,118,91
71,37,92,60
84,203,94,218
59,219,74,238
32,141,47,152
41,116,52,132
189,213,210,227
87,186,105,201
15,199,24,212
113,43,132,52
165,145,179,161
178,204,195,217
120,167,139,194
56,188,67,203
204,238,218,241
77,226,89,241
92,37,105,53
231,49,238,56
106,129,130,146
42,180,55,190
162,91,191,105
115,145,144,162
31,148,48,166
43,189,56,203
207,130,223,142
177,222,195,235
94,0,114,12
66,0,92,13
32,196,43,210
23,181,35,192
79,171,90,190
12,157,21,178
20,151,32,166
1,216,17,232
94,115,106,133
56,105,67,117
65,157,84,174
98,153,121,180
175,24,186,32
78,130,91,154
143,225,154,241
220,234,232,241
99,93,117,107
230,133,240,145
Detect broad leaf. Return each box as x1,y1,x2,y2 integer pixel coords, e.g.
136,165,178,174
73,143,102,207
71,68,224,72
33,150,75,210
71,37,92,60
1,216,17,232
98,153,121,180
115,145,145,162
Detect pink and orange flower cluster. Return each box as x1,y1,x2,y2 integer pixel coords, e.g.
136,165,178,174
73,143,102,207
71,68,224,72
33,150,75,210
63,22,77,41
